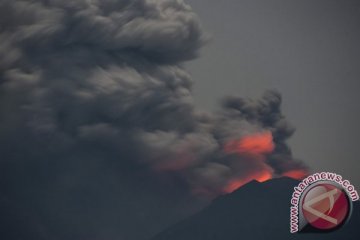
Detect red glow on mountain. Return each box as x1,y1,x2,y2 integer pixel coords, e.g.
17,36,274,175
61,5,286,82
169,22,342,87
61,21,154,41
224,131,275,156
282,169,308,180
223,170,272,193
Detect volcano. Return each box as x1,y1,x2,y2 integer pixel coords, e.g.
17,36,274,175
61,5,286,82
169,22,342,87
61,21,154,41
150,177,360,240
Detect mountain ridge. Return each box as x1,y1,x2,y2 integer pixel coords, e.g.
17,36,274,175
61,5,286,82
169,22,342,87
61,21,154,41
151,177,360,240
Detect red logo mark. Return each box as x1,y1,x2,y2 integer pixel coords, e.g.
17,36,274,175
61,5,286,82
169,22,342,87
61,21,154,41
301,183,350,230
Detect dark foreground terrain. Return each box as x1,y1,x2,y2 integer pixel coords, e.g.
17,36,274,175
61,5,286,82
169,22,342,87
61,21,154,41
151,177,360,240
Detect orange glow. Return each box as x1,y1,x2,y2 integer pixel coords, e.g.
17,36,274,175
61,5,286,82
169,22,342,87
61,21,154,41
282,169,308,180
256,171,272,182
223,170,272,193
224,131,275,156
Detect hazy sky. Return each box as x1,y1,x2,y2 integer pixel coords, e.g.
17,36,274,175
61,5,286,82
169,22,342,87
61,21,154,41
186,0,360,186
2,1,306,239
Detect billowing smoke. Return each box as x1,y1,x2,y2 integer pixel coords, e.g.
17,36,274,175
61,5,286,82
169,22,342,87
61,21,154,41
0,0,307,239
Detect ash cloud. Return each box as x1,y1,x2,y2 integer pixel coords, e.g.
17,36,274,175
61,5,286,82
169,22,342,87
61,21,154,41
0,0,307,239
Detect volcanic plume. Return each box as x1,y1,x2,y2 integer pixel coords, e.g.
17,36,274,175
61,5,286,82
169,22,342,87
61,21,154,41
224,131,275,157
0,0,308,238
282,169,308,180
0,0,308,197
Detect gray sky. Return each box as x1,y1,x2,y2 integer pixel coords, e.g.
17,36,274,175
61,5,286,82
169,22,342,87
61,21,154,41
186,0,360,186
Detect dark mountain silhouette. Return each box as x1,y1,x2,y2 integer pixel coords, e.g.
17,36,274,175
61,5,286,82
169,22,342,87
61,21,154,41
151,177,360,240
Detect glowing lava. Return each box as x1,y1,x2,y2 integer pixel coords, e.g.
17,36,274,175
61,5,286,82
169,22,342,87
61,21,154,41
223,170,272,193
210,131,307,195
282,169,308,180
224,131,275,156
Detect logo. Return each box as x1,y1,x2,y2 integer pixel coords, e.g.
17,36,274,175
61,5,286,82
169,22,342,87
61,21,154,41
302,183,350,230
290,172,359,233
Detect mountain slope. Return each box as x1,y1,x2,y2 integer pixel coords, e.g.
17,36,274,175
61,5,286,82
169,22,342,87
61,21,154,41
151,177,360,240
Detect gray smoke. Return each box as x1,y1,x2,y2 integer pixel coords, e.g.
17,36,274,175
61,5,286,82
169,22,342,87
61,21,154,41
0,0,307,239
